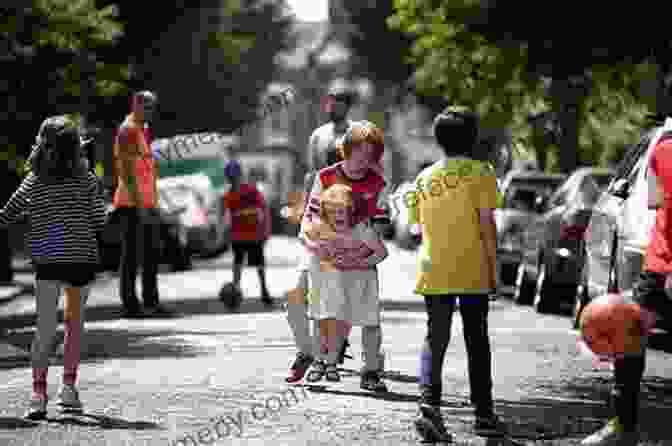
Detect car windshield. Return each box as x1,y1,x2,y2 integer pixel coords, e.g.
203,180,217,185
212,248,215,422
581,173,613,204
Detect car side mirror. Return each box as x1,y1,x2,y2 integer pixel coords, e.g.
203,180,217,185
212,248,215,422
609,178,630,199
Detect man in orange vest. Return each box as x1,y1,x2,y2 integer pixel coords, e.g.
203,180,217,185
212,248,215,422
113,91,173,318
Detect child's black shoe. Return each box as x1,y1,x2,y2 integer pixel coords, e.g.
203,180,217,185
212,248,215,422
360,370,387,392
414,403,453,443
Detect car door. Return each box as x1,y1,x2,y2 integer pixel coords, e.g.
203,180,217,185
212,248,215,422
584,133,652,296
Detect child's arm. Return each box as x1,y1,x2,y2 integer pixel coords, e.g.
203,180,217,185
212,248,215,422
479,209,498,291
301,219,336,259
476,166,499,291
298,174,323,241
0,174,35,227
333,224,388,269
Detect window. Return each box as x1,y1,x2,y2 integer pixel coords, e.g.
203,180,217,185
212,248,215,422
580,174,612,205
614,131,652,181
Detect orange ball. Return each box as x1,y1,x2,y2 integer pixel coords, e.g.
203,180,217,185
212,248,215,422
579,293,644,360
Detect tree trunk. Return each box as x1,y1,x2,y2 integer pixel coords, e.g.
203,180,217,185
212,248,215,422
655,60,671,117
530,131,548,172
550,75,588,173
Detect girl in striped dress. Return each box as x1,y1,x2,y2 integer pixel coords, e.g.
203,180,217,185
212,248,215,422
0,116,106,420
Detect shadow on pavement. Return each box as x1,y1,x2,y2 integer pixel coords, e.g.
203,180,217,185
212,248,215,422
307,385,420,404
0,296,287,332
0,282,34,306
0,417,39,429
0,327,252,370
502,372,672,442
43,412,162,430
0,293,442,334
306,365,672,443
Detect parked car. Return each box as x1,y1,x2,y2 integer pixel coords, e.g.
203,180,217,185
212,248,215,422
514,167,614,313
496,170,567,287
157,174,230,258
574,122,672,330
98,202,193,273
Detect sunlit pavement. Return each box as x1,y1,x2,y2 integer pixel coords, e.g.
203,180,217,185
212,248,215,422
0,236,671,445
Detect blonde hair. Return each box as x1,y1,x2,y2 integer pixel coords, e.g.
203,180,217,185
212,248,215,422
336,121,384,163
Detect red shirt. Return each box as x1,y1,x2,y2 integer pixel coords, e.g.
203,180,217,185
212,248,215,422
224,184,269,242
312,163,386,225
645,138,672,273
113,118,156,208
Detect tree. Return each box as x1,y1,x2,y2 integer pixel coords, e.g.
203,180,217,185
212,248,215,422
336,0,449,120
389,0,661,172
0,1,127,169
98,0,295,137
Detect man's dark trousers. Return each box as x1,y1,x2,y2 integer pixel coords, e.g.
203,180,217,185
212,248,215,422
118,208,160,311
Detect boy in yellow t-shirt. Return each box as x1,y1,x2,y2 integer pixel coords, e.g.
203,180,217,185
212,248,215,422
408,107,506,443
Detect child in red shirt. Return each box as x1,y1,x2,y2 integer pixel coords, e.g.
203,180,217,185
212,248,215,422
219,160,273,307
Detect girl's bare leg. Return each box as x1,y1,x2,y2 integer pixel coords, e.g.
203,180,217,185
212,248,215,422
62,287,82,386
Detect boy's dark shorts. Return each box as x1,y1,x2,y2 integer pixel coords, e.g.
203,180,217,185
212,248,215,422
633,271,672,321
232,241,265,267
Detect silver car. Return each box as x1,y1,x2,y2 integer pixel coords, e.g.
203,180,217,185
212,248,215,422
496,170,566,287
576,122,672,329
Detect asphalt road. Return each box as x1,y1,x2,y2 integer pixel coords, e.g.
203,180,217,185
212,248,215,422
0,237,671,446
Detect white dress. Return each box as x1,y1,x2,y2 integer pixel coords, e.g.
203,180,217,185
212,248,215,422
305,222,381,327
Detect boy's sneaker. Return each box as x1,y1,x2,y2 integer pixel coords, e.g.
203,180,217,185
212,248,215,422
360,370,388,392
414,404,453,443
580,418,639,446
56,384,83,413
285,352,314,383
306,360,327,383
474,413,507,436
24,396,47,420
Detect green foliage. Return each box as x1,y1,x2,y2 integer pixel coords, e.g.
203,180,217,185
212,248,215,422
102,0,294,137
389,0,656,170
0,1,128,163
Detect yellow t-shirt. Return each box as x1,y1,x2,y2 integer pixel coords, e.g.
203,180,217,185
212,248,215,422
407,158,499,295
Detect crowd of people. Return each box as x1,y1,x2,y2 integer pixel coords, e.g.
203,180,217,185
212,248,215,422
0,83,667,445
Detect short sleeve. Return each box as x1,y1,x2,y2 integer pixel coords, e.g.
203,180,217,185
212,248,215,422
406,178,421,225
474,169,499,210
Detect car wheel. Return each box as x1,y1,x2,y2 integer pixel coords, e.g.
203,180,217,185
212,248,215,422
513,263,534,305
533,263,554,314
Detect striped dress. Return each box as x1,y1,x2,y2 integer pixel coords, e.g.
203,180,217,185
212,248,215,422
0,172,106,266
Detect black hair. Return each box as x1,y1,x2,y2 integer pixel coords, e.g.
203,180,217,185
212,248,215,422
29,116,87,182
433,107,479,157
